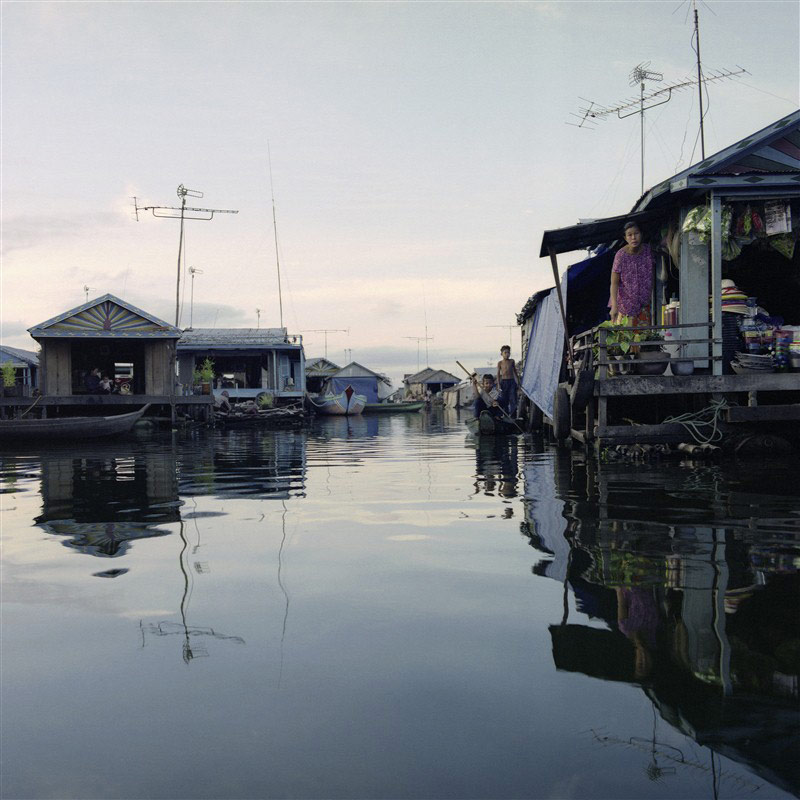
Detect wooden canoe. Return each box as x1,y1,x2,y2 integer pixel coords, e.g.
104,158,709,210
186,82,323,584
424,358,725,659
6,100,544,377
0,404,151,442
363,401,425,413
465,410,519,437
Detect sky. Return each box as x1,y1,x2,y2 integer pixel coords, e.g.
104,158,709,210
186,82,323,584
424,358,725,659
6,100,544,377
2,1,798,388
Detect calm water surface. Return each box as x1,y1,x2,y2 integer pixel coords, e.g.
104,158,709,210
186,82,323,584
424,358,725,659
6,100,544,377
1,411,798,800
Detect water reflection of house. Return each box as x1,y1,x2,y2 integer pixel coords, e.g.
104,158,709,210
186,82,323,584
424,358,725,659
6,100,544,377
177,328,305,405
0,345,39,395
521,455,800,796
179,429,307,499
36,444,181,559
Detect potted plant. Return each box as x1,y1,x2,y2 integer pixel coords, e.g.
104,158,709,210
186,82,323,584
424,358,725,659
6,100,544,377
198,358,215,395
632,330,669,375
2,363,18,396
593,321,636,376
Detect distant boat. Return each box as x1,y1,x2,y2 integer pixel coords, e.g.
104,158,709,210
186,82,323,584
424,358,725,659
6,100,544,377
465,411,519,437
309,385,366,416
0,405,150,442
363,401,424,413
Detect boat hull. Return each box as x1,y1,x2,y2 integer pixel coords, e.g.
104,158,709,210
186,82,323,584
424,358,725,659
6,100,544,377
312,387,366,416
465,410,518,437
0,405,150,442
363,401,424,413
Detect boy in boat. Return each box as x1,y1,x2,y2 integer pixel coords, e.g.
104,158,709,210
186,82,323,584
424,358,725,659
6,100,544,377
471,373,501,419
496,346,520,417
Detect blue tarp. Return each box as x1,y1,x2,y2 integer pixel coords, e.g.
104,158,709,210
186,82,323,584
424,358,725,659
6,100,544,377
520,276,565,419
328,376,379,403
520,250,615,418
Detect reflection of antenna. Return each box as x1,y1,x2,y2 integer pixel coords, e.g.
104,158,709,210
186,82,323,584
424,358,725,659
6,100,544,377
187,267,203,330
133,185,238,327
83,285,96,302
301,329,348,359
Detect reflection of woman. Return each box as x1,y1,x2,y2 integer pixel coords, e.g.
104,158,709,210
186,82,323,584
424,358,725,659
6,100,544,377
616,587,658,679
609,221,654,326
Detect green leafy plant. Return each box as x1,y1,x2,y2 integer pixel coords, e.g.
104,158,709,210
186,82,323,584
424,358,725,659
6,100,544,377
593,321,636,359
192,369,202,385
257,392,274,409
198,358,215,383
1,363,16,388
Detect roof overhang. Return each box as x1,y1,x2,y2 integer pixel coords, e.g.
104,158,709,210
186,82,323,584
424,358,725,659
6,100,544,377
539,209,663,258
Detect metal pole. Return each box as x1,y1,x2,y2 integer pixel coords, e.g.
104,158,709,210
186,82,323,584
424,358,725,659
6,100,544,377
189,271,195,329
175,195,186,327
695,5,706,160
640,80,645,195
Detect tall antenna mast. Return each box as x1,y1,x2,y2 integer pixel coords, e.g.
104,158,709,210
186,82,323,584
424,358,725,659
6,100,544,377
268,143,284,329
134,186,238,327
301,329,348,359
693,1,706,159
630,62,664,195
188,267,203,330
404,335,433,372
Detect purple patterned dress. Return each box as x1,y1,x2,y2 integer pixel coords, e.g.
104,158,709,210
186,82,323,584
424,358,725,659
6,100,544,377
611,244,654,317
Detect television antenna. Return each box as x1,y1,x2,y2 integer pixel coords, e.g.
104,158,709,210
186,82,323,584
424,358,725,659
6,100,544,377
485,324,518,357
83,285,96,302
187,267,203,330
569,1,745,191
256,308,261,329
301,329,348,359
405,334,433,372
267,143,284,329
133,185,238,327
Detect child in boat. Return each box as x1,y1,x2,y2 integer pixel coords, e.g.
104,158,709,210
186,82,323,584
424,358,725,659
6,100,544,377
496,346,519,417
471,373,501,419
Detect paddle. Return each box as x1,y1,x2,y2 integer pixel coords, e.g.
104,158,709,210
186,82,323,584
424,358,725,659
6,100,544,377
455,361,524,433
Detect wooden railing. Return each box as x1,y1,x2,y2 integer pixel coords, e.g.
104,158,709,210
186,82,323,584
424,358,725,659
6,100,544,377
570,322,719,380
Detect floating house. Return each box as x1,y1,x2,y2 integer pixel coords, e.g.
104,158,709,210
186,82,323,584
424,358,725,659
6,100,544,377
521,110,800,447
27,294,182,404
305,357,341,394
326,361,393,403
176,328,305,405
0,345,39,395
403,367,459,398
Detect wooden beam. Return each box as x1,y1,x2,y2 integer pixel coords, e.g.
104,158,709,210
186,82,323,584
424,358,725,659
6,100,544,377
726,404,800,423
596,373,800,396
596,423,711,444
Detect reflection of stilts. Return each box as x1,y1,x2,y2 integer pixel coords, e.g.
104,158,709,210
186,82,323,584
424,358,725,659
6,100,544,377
140,519,245,663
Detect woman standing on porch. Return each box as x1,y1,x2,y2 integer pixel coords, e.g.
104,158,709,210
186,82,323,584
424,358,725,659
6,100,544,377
609,221,654,326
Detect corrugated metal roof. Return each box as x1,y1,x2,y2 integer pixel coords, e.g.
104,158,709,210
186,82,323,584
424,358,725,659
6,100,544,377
177,328,301,349
406,368,459,385
29,294,181,339
334,361,390,384
0,345,39,365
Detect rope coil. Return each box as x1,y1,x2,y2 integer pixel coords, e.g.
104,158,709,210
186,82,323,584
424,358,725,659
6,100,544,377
663,398,729,444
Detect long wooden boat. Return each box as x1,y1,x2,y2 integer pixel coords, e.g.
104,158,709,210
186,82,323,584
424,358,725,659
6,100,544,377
363,401,424,413
0,404,150,442
465,410,519,437
308,386,366,416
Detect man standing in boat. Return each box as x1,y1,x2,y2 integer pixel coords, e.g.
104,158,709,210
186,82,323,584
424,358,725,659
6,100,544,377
496,346,520,418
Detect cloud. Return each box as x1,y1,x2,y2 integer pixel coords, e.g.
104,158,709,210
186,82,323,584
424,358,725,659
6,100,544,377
1,212,121,256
